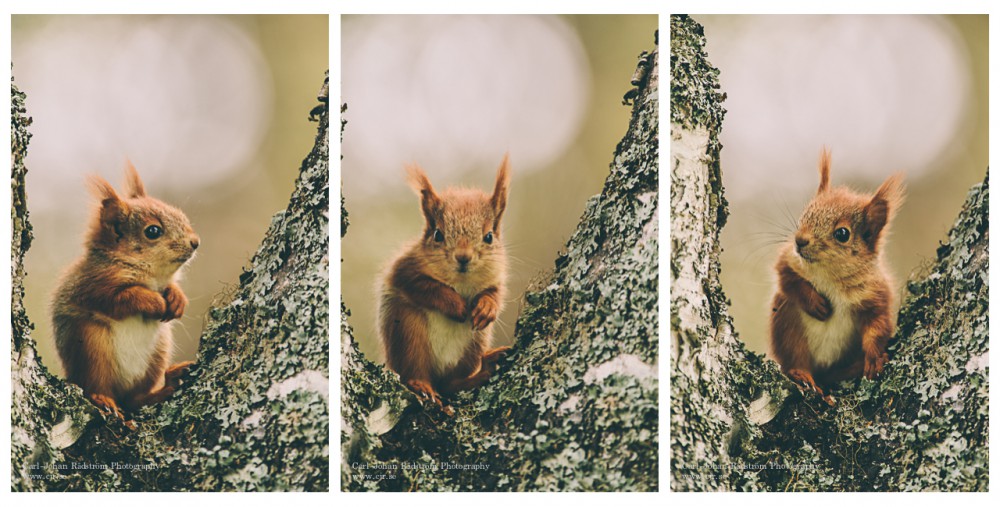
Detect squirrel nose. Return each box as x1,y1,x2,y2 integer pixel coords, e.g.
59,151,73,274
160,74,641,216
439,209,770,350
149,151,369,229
455,252,471,266
795,235,809,252
190,236,200,250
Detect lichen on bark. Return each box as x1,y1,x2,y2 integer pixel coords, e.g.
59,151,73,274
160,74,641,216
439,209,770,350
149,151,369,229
341,34,659,492
10,72,331,492
670,14,988,492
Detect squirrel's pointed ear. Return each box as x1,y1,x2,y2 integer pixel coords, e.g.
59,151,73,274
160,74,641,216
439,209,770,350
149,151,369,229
817,147,831,194
490,153,511,228
88,175,120,204
861,172,905,250
123,159,147,198
405,163,441,224
88,175,128,236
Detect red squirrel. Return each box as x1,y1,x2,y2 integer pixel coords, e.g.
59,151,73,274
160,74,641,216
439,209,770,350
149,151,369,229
769,148,904,403
52,162,199,422
378,155,512,411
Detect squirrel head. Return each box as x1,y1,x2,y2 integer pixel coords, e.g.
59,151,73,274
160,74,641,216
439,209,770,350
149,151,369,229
87,161,200,281
406,154,510,283
793,148,905,272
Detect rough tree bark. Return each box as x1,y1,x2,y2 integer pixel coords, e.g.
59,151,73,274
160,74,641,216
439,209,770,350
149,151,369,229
670,15,988,492
10,73,331,492
341,35,660,492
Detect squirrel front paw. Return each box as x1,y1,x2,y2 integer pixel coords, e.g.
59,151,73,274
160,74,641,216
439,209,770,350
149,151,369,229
803,292,832,321
161,284,188,321
439,291,467,322
470,293,499,330
130,288,168,320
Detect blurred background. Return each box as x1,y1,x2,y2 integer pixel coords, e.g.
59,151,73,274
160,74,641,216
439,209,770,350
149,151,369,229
12,15,328,374
691,15,988,354
342,15,658,362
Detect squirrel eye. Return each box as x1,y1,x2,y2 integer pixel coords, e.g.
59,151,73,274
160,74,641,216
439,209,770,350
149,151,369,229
833,227,850,243
484,231,493,244
433,229,445,243
144,225,163,240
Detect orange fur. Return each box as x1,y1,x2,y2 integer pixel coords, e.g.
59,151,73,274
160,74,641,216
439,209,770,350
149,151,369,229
52,162,200,421
817,147,831,193
379,154,512,411
769,148,905,399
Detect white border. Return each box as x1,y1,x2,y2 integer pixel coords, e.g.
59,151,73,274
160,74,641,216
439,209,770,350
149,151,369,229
330,13,342,496
1,0,995,504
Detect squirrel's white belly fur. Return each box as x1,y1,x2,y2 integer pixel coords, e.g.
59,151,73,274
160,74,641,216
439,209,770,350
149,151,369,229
800,281,857,369
426,280,482,376
426,312,474,375
109,316,164,390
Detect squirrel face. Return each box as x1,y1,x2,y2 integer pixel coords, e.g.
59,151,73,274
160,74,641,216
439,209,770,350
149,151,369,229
792,149,904,276
406,155,510,286
88,162,200,282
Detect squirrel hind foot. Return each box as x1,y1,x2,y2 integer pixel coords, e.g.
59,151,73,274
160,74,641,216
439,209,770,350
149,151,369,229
863,351,889,380
164,361,194,387
786,369,837,406
438,347,512,395
405,380,456,416
481,346,512,369
406,379,443,405
128,385,176,410
88,393,138,427
88,393,124,418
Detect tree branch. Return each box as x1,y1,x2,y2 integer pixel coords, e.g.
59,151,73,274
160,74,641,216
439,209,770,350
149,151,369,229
11,72,331,492
669,15,988,492
341,34,660,492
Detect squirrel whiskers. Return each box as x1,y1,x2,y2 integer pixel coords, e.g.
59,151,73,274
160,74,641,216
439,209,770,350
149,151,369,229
769,148,904,403
378,154,512,412
52,162,199,422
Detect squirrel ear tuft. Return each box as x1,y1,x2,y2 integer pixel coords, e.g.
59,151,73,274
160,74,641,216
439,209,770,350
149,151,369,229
87,175,120,203
405,163,441,223
87,175,128,234
123,159,147,198
873,172,906,211
861,172,906,250
491,153,511,228
817,147,831,194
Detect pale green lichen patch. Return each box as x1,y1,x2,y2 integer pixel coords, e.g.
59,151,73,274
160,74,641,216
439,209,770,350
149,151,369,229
864,175,989,491
669,15,725,134
140,72,331,491
341,36,660,492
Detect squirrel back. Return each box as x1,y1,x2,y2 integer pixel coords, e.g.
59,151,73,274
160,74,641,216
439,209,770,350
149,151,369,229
378,155,512,410
52,162,199,420
769,148,904,400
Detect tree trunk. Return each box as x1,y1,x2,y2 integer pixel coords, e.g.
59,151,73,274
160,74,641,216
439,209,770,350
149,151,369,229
341,34,660,492
10,73,331,492
669,15,988,492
